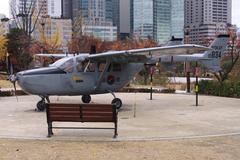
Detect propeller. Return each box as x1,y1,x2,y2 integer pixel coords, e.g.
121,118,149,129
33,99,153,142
9,74,18,102
6,54,18,101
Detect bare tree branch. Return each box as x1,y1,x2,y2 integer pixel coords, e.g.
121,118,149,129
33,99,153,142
30,3,44,35
10,0,43,37
10,3,22,29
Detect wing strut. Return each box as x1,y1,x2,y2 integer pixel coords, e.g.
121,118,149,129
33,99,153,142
94,59,111,91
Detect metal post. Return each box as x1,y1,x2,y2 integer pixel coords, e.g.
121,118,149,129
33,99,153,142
134,92,136,118
195,62,199,106
185,62,191,93
150,67,153,100
184,28,191,93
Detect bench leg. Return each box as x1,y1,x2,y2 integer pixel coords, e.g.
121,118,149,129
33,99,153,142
114,122,118,138
47,122,53,138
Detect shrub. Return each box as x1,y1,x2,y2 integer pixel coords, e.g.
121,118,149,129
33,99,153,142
199,80,240,98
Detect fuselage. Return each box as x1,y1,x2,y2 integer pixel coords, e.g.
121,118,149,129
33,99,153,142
16,55,144,96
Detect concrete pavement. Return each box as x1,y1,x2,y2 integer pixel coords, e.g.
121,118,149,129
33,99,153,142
0,93,240,141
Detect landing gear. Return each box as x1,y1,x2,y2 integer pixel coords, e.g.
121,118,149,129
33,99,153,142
37,100,46,111
111,98,122,109
36,96,50,112
82,95,91,103
109,90,123,109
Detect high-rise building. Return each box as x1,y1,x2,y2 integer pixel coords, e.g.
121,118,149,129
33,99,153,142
10,0,62,18
184,0,232,45
47,0,62,17
10,0,37,17
71,0,117,41
112,0,119,32
153,0,171,43
171,0,184,39
153,0,184,44
131,0,153,39
62,0,72,18
72,0,113,25
120,0,130,39
130,0,184,43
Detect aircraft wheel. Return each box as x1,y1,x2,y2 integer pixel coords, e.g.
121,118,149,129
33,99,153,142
111,98,122,109
37,100,46,111
82,95,91,103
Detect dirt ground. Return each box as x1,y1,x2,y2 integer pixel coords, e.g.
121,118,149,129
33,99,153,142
1,135,240,160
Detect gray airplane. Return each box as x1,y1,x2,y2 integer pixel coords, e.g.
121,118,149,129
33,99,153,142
9,44,210,111
159,35,230,72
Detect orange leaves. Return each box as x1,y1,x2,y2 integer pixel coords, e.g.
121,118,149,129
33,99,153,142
68,36,157,53
0,36,8,61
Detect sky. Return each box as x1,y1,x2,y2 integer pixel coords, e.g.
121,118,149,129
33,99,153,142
0,0,240,27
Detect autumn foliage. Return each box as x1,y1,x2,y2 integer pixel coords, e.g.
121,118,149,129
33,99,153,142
68,36,157,53
0,35,8,61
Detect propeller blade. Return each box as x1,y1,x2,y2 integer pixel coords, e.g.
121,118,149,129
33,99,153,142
13,80,18,102
9,74,18,102
10,63,13,75
6,53,10,74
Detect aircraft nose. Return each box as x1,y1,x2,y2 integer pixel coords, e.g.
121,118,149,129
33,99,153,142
9,72,21,83
12,72,23,83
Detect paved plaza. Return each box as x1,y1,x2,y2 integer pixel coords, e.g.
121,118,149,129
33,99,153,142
0,93,240,141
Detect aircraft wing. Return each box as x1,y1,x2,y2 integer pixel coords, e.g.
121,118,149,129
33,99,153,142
35,53,88,58
35,54,74,58
88,44,211,62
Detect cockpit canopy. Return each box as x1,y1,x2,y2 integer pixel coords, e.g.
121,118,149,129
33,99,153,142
51,56,122,73
51,57,75,73
50,56,93,73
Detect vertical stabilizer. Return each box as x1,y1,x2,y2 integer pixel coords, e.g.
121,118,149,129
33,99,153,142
201,35,229,72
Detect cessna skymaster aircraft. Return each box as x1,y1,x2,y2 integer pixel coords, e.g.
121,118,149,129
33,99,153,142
159,35,230,72
9,44,210,111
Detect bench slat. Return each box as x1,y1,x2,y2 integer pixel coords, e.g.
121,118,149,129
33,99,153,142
81,112,113,117
49,112,113,117
50,104,80,107
49,108,79,111
50,117,113,122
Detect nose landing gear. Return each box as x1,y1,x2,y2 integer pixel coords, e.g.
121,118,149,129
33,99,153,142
36,96,50,111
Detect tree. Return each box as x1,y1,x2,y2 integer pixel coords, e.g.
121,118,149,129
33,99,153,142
10,0,45,37
68,35,157,54
214,30,240,83
229,36,240,81
0,35,8,61
7,28,33,71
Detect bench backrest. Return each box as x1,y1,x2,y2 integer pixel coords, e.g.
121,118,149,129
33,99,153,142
46,103,117,123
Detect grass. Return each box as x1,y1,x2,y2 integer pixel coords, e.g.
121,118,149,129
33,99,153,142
0,74,16,88
0,80,14,88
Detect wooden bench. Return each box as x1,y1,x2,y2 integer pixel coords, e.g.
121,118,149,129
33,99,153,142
46,103,118,138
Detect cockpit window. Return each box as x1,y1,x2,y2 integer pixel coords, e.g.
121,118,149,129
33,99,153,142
51,57,70,67
76,60,96,72
112,63,121,72
76,61,88,72
106,63,121,72
51,58,74,73
76,61,84,72
98,62,106,72
62,59,74,73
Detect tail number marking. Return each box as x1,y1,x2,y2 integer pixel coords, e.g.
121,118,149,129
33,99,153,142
208,51,222,58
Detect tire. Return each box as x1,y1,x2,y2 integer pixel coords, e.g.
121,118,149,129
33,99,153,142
82,95,91,103
37,100,46,111
111,98,122,109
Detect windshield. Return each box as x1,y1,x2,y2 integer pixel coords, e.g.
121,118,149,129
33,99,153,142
51,57,74,73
